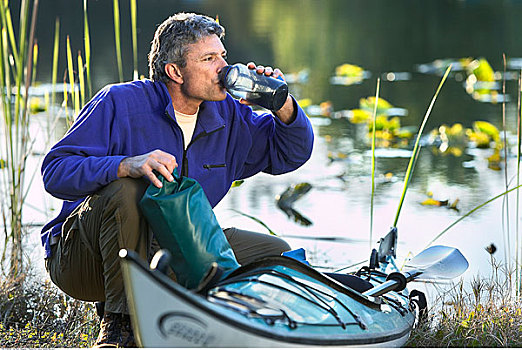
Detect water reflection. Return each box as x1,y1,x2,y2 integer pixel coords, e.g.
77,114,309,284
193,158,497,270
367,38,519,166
25,0,522,280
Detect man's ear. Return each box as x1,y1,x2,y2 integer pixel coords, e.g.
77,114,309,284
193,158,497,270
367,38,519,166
165,63,183,84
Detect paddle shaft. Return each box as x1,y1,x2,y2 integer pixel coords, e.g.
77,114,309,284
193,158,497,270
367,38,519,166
363,269,422,297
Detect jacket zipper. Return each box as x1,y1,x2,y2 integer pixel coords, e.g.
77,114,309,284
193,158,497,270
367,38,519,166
182,125,225,176
166,111,225,177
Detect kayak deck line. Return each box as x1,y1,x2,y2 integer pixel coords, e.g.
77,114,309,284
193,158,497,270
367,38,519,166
216,267,369,330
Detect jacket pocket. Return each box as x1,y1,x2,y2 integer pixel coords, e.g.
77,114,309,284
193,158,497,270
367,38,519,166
203,163,226,170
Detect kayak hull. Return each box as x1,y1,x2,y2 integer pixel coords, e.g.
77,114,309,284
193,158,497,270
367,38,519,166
121,252,416,348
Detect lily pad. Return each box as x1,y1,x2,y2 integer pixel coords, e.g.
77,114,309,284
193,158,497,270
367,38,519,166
360,96,393,113
330,63,371,86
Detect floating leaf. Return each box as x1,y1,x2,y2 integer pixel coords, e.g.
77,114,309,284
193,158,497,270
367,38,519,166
421,198,444,206
469,58,495,82
467,130,492,148
335,63,363,77
488,150,502,171
231,180,244,188
29,96,45,113
327,151,348,162
473,120,500,143
360,96,393,113
297,98,312,108
348,108,371,123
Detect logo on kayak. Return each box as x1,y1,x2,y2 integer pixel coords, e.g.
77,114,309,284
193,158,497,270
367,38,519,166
158,312,211,345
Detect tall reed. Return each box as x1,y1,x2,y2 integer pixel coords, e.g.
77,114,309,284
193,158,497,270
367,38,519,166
369,78,380,248
393,66,452,228
113,0,123,82
78,52,85,107
50,17,59,125
501,54,510,271
515,70,522,297
83,0,92,98
0,0,39,275
65,35,78,122
131,0,138,80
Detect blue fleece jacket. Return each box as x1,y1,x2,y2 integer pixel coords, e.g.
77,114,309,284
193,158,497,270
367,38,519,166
41,79,313,258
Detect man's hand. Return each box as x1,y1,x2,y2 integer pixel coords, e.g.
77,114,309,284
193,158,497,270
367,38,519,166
117,149,177,188
240,62,296,125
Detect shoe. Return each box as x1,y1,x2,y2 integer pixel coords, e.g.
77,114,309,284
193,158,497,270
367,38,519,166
95,301,105,320
93,312,136,348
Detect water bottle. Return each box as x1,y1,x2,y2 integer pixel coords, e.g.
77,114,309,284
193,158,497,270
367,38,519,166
218,63,289,111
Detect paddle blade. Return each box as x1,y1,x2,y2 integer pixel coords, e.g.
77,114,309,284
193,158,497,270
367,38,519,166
405,245,468,280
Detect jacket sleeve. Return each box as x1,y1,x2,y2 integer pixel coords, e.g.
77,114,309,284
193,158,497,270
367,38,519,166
41,87,126,201
235,96,314,179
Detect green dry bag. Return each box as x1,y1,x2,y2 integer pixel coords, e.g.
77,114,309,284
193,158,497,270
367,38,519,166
139,171,240,289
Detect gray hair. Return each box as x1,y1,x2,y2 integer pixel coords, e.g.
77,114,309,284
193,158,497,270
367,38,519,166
148,13,225,83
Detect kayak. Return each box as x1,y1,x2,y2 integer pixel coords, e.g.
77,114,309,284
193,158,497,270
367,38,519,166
120,228,468,347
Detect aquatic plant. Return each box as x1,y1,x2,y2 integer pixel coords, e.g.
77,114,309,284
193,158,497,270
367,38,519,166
0,0,39,276
359,96,393,114
83,0,92,98
130,0,138,80
393,65,452,228
369,78,380,248
330,63,367,85
515,70,522,297
113,0,123,83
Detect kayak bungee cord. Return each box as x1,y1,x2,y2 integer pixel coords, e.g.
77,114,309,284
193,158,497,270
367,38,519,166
214,268,368,330
259,269,367,330
215,278,347,328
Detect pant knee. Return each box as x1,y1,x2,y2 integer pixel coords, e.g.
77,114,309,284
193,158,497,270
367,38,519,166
274,236,291,254
99,178,149,209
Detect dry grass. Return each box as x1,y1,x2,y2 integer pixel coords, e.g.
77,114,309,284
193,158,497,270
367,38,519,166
0,271,99,348
407,258,522,347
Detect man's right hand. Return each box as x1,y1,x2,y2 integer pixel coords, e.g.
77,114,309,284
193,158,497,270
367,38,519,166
117,149,177,188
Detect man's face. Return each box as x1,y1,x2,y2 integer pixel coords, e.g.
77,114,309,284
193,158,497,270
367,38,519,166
178,34,228,103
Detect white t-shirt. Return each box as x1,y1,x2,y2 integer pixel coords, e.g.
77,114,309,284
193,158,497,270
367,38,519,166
174,108,198,149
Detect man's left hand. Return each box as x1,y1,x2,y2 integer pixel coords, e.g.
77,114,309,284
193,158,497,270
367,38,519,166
240,62,296,125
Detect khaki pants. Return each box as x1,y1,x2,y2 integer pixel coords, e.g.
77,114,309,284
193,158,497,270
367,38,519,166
45,178,290,314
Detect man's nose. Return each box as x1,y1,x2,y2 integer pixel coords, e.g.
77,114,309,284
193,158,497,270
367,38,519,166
218,56,228,68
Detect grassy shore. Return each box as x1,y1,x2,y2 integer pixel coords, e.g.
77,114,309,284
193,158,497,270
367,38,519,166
1,260,521,348
407,259,522,347
0,271,99,348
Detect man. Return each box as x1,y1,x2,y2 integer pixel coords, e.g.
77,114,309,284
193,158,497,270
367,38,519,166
41,12,313,347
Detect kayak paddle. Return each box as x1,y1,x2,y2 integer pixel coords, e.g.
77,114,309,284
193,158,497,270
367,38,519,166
363,245,468,297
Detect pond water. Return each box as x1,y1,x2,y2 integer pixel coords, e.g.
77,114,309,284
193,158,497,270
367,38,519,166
18,0,522,289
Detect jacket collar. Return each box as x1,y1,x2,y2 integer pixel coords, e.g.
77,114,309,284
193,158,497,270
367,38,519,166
158,81,225,134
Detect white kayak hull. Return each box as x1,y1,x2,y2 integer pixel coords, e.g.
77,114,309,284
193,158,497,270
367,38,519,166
121,252,415,348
